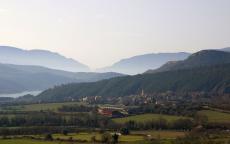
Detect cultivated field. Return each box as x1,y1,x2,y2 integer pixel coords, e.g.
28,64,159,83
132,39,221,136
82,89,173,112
0,130,184,144
1,102,84,112
131,130,186,139
52,132,144,142
0,139,67,144
198,110,230,123
113,113,189,124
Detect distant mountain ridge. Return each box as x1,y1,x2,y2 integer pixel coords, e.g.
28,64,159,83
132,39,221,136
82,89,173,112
0,46,90,72
1,46,229,75
97,52,190,75
218,47,230,52
146,50,230,74
0,63,124,94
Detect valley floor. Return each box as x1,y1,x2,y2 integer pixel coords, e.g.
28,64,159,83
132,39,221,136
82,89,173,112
1,102,230,144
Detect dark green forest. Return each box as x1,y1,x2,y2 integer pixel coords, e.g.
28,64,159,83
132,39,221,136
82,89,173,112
36,64,230,101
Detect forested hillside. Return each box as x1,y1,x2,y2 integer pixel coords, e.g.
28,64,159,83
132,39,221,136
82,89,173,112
36,64,230,101
146,50,230,73
0,63,124,94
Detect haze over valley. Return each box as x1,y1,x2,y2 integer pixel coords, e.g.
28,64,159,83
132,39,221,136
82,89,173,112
0,0,230,143
0,46,229,96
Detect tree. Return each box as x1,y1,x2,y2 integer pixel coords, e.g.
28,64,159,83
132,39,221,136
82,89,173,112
45,133,53,141
173,119,193,130
101,132,112,144
91,135,97,143
112,133,119,144
0,117,10,126
194,113,208,126
120,127,130,135
1,128,10,138
62,129,68,136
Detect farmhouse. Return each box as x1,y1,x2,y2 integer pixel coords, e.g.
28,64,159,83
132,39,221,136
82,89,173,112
97,106,128,118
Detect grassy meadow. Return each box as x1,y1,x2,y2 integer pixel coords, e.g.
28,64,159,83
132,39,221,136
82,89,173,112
53,132,145,142
2,130,184,144
1,102,84,112
131,130,186,139
0,139,67,144
113,113,189,124
198,110,230,123
1,102,230,144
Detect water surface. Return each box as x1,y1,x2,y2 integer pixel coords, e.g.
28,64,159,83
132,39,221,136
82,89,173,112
0,91,42,98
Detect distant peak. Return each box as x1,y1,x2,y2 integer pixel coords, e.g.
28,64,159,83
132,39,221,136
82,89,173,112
0,45,90,72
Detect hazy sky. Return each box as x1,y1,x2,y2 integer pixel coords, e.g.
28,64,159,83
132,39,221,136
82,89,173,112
0,0,230,68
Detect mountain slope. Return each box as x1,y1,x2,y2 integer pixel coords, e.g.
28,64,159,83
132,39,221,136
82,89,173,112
0,63,124,94
0,46,90,72
36,63,230,102
97,52,190,75
220,47,230,52
146,50,230,73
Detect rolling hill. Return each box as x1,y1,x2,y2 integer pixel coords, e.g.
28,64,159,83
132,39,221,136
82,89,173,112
219,47,230,52
0,63,124,94
0,46,90,72
35,49,230,101
36,63,230,102
97,52,190,75
146,50,230,73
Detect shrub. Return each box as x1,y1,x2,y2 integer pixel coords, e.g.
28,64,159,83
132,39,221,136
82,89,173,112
62,129,68,135
101,132,112,143
120,127,130,135
44,133,53,141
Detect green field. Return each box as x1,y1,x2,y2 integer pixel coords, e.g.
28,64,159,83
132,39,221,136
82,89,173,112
198,110,230,123
0,139,67,144
2,102,83,112
132,130,185,139
49,131,184,142
53,132,101,141
0,131,228,144
113,114,189,124
0,114,16,118
53,132,144,142
0,138,170,144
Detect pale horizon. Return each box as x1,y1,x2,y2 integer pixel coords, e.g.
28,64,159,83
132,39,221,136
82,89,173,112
0,0,230,68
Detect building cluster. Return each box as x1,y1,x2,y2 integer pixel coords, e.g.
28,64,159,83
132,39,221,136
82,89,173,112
80,89,158,106
97,106,128,118
81,96,103,104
